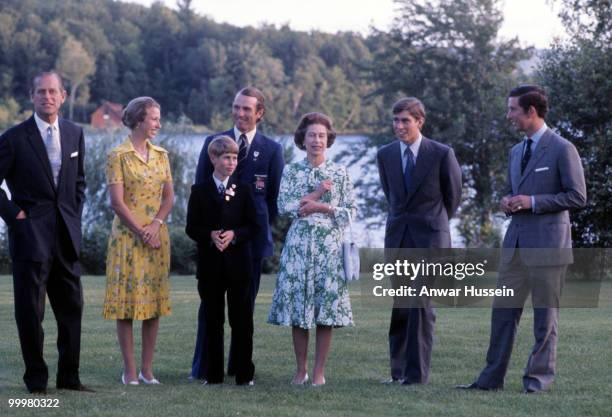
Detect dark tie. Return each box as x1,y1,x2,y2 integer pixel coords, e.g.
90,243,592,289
521,138,533,174
237,134,248,176
218,183,225,195
403,147,415,192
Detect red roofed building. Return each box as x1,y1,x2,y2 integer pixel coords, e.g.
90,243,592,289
90,101,123,129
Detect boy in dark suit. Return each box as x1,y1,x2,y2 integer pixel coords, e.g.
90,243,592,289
186,136,260,386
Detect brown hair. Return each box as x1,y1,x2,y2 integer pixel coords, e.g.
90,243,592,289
208,135,239,158
122,97,161,129
392,97,426,122
294,112,337,150
508,85,548,119
236,86,266,122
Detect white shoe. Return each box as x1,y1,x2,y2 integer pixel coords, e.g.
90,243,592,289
138,371,161,385
121,373,139,386
312,378,326,387
291,374,309,385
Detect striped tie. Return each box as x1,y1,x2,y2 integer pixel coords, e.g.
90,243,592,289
44,126,62,186
218,183,225,195
237,134,248,176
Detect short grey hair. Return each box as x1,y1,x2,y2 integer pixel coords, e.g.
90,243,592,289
122,97,160,129
31,71,65,94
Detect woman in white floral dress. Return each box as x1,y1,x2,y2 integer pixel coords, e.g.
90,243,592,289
268,112,355,386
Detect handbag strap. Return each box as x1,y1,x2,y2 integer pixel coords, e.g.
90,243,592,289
346,213,355,243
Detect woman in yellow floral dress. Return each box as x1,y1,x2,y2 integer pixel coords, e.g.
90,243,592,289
102,97,174,385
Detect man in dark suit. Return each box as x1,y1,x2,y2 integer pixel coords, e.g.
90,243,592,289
0,71,89,393
458,85,586,393
191,87,284,378
376,97,462,385
186,136,260,385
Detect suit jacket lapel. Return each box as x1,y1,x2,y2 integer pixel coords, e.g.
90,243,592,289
240,132,261,181
511,145,522,194
207,178,224,205
57,119,72,190
518,129,551,188
24,116,56,189
389,141,406,200
404,137,435,204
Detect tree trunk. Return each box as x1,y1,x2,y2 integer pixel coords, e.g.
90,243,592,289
68,82,80,121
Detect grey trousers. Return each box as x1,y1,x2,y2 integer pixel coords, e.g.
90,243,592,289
476,254,566,391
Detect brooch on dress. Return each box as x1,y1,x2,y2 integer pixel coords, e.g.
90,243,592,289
253,150,260,162
224,184,237,201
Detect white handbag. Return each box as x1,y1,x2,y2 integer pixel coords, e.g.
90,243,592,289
343,219,360,281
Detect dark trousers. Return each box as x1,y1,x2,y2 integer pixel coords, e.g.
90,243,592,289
476,254,565,391
191,257,261,378
388,298,435,383
12,224,83,392
197,273,254,384
388,230,436,384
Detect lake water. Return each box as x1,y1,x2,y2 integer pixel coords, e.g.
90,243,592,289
146,133,467,248
154,133,388,247
2,131,474,248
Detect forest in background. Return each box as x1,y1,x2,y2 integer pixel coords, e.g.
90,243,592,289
0,0,382,133
0,0,609,273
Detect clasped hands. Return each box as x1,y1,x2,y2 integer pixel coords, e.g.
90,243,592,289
210,230,235,252
500,194,532,215
140,221,161,249
298,179,332,218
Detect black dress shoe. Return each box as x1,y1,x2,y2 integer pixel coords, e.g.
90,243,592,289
29,388,47,395
455,382,498,391
57,383,95,392
523,388,541,394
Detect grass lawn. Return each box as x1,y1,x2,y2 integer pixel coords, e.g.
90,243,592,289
0,275,610,417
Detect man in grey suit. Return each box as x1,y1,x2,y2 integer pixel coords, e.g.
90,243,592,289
377,97,462,384
458,85,586,393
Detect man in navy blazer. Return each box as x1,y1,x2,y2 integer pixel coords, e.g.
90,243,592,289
0,72,88,393
191,86,284,378
377,97,462,385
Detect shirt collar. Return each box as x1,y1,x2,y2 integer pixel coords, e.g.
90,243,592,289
527,123,547,150
399,133,423,159
34,112,59,136
115,137,168,156
233,126,256,146
212,173,229,189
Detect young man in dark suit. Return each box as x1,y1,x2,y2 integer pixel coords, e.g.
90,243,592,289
0,71,90,393
186,136,260,386
191,87,284,378
377,97,462,385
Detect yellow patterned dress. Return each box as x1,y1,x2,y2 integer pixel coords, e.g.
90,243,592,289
102,138,172,320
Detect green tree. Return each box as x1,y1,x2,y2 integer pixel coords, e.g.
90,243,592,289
366,0,529,246
56,36,96,120
537,0,611,246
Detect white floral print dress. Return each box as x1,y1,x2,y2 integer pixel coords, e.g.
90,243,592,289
268,158,355,329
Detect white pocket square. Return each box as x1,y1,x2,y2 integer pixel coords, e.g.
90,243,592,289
70,151,79,158
534,167,549,172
